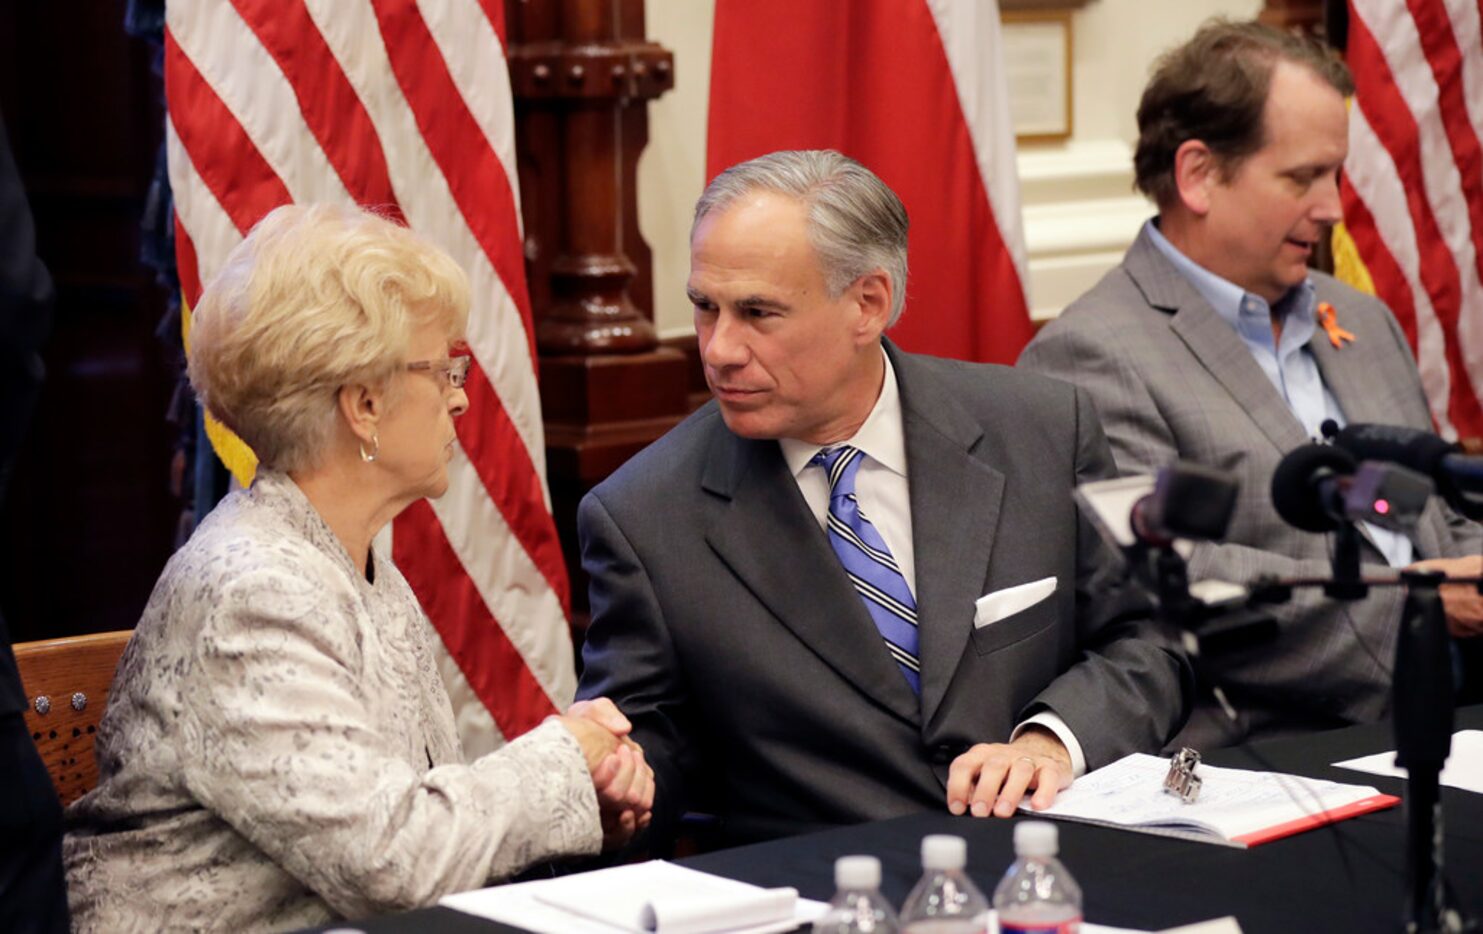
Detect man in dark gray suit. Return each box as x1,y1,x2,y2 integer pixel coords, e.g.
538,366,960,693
577,150,1190,846
1020,21,1483,750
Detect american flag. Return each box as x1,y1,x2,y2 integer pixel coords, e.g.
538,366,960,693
1336,0,1483,442
164,0,574,756
705,0,1032,364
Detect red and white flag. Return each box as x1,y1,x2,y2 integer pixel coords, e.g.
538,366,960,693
1338,0,1483,441
706,0,1031,364
164,0,574,756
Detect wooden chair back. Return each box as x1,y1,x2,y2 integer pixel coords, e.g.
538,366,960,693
13,630,133,806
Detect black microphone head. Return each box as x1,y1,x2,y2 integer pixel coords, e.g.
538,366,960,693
1271,443,1355,532
1142,461,1240,541
1332,423,1457,476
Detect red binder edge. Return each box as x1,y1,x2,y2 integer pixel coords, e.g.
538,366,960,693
1231,793,1401,847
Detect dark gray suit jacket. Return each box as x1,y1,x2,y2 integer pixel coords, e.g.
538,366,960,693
1020,226,1483,749
576,343,1191,844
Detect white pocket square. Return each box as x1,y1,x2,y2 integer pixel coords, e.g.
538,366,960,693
974,576,1057,629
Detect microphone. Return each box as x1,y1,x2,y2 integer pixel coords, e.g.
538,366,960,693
1130,462,1239,546
1326,421,1483,520
1271,442,1433,534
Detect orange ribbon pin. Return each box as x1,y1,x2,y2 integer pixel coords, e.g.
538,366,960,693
1316,302,1356,349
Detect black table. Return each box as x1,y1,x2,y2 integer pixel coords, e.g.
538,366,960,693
308,706,1483,933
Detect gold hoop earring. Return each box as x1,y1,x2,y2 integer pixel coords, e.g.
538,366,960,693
359,433,379,463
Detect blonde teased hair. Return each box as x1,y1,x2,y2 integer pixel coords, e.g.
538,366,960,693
187,204,470,472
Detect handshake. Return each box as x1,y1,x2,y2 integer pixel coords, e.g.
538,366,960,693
557,698,656,850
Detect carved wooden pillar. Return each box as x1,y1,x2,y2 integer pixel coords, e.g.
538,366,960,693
506,0,690,622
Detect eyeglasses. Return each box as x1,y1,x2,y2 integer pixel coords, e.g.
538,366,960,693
405,355,472,389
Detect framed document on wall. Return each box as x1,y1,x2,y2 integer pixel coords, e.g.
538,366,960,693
1000,9,1073,143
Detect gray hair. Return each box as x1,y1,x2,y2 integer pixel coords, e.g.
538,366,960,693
693,150,910,325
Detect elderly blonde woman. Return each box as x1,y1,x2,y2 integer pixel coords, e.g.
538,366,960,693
63,204,652,932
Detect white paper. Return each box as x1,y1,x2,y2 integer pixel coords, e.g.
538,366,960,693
1074,475,1155,548
1333,729,1483,795
440,860,827,934
975,576,1057,629
1022,753,1390,846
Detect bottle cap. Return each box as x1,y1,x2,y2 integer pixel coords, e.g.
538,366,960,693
835,855,881,889
1014,820,1058,857
920,834,967,870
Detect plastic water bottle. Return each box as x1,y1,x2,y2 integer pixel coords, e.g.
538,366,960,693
992,821,1083,934
812,855,900,933
898,834,991,933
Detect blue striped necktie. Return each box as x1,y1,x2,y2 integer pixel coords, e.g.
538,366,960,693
810,445,921,694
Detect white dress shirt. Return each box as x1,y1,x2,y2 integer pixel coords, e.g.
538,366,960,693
779,348,1087,776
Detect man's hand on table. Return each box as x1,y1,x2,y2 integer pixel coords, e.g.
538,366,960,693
945,726,1073,818
561,698,656,850
1409,555,1483,638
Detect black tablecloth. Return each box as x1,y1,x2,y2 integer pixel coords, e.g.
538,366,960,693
303,706,1483,933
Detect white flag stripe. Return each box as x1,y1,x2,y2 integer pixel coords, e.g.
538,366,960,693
416,0,524,225
303,0,546,464
1356,0,1483,389
166,118,243,292
167,3,354,210
1444,1,1483,144
438,653,506,758
1347,104,1457,436
431,445,576,706
923,0,1028,292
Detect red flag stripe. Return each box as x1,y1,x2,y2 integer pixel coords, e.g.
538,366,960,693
706,0,1032,363
1340,175,1422,354
164,28,292,237
1348,9,1483,433
1406,0,1483,303
475,0,506,42
174,214,204,311
394,500,557,738
230,0,403,222
367,0,536,361
458,363,572,613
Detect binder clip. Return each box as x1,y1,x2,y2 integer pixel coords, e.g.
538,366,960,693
1163,747,1202,804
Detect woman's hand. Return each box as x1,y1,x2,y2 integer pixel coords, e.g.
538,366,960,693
558,698,655,850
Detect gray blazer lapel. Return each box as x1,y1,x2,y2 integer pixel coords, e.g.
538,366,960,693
1125,231,1311,455
890,347,1003,729
1311,332,1392,427
701,427,921,725
1311,315,1448,558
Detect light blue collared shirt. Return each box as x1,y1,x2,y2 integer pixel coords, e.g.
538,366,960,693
1145,220,1414,568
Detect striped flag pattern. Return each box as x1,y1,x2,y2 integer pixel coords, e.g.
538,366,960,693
164,0,575,757
705,0,1032,365
1337,0,1483,442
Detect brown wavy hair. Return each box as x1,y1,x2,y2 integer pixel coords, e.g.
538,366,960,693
1134,19,1353,207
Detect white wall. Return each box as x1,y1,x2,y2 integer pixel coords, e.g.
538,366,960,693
638,0,1263,337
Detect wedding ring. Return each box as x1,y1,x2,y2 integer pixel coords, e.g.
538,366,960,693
1017,756,1036,766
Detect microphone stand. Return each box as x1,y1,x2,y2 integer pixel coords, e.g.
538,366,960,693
1392,570,1468,934
1248,560,1478,934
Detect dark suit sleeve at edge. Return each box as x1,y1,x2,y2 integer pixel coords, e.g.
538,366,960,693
575,490,698,847
1026,386,1193,770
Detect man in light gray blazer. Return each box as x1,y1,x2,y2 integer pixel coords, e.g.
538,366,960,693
1020,21,1483,750
576,150,1190,847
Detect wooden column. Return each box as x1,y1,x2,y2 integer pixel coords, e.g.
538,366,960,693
506,0,690,621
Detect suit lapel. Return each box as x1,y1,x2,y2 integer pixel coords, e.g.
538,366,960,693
1125,230,1311,455
890,347,1004,729
701,425,921,725
1311,333,1390,427
1311,313,1446,556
